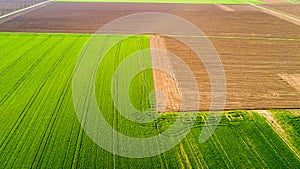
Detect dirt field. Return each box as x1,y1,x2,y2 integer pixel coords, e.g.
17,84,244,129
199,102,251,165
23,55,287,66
0,2,299,39
0,2,299,111
156,36,300,111
0,0,47,16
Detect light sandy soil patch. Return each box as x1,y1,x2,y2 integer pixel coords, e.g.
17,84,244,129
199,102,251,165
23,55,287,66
279,74,300,93
150,36,181,112
215,4,235,12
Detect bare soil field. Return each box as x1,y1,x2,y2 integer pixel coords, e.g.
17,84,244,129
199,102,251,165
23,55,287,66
0,2,299,39
0,0,47,16
157,36,300,111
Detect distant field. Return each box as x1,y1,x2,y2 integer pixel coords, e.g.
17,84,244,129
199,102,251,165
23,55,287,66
53,0,264,4
0,33,299,168
0,0,47,16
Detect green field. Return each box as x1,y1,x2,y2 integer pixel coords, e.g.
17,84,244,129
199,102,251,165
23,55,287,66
53,0,264,4
270,109,300,157
0,33,299,168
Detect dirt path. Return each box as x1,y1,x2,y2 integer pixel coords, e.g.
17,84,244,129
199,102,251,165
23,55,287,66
252,3,300,26
257,110,300,159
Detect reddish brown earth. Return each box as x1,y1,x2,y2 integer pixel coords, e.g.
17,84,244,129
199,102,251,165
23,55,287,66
0,0,47,16
0,2,299,39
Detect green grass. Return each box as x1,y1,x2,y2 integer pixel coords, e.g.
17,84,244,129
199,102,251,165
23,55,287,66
0,32,299,168
270,109,300,156
53,0,265,4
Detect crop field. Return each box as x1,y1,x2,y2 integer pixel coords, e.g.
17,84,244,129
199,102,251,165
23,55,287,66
270,109,300,156
0,0,300,168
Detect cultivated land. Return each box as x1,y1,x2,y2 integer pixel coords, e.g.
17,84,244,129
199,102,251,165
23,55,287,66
270,109,300,156
0,33,299,168
0,0,47,16
0,2,299,110
1,2,299,38
0,0,300,168
53,0,264,4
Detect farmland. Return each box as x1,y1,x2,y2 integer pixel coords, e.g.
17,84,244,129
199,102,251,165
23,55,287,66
0,0,47,16
53,0,264,4
0,0,300,168
270,109,300,157
0,32,299,168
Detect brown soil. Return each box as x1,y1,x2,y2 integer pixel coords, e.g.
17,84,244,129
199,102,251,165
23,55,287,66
0,0,47,16
150,36,182,112
261,4,300,17
0,2,299,39
156,36,300,111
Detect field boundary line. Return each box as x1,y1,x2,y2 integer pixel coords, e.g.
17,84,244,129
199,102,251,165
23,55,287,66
0,1,51,24
160,34,300,41
248,3,300,26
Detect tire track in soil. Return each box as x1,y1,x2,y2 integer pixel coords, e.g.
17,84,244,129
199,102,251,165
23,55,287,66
186,136,207,169
239,128,270,168
253,123,294,168
238,130,267,167
0,36,62,107
209,134,232,169
0,37,65,159
183,137,202,169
